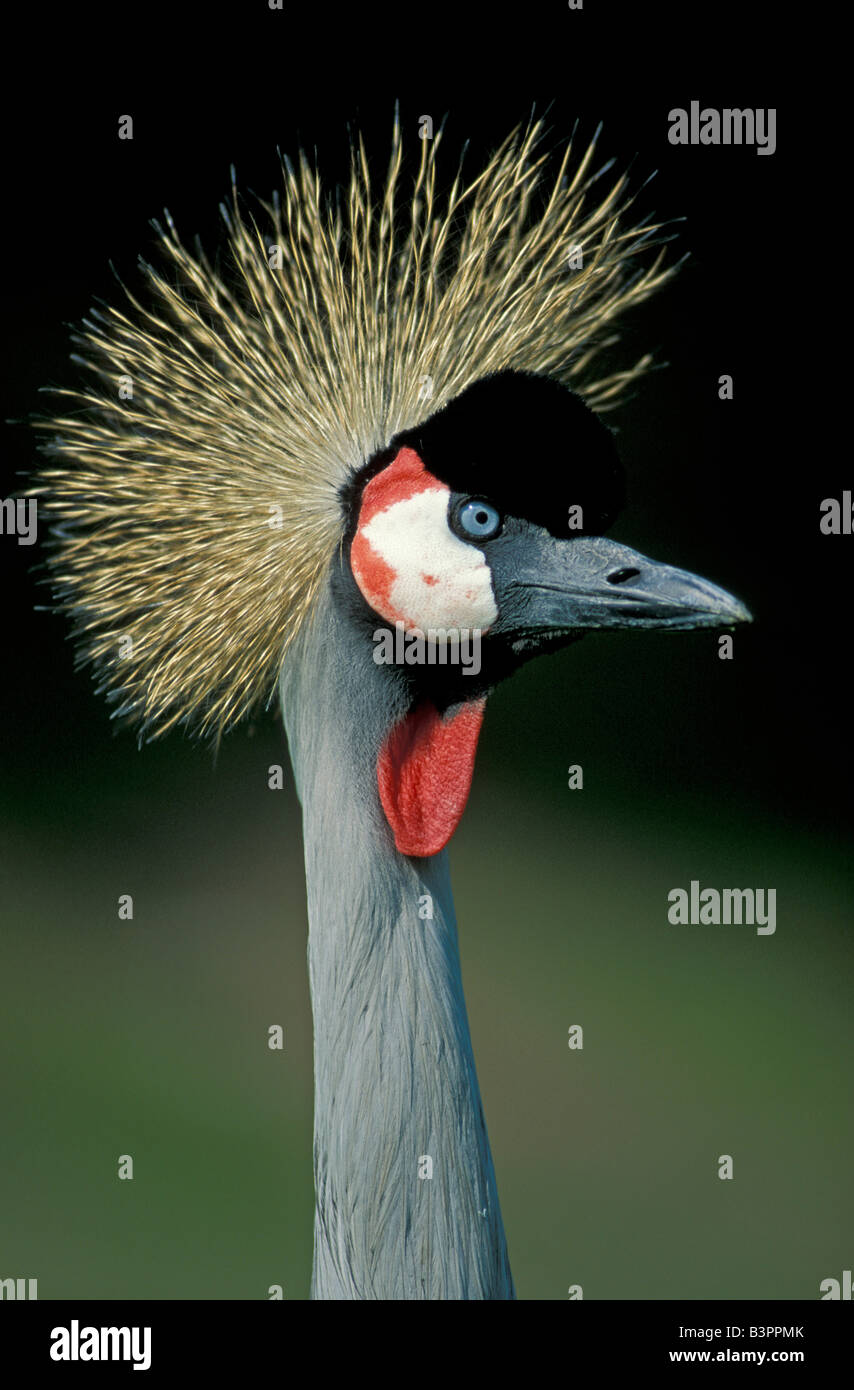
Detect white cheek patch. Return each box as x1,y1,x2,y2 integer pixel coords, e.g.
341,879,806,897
359,488,498,633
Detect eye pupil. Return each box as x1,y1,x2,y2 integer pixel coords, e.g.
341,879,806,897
476,511,488,524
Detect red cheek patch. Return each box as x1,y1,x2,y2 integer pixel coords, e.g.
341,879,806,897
377,698,486,857
357,446,437,522
350,447,446,626
350,528,398,618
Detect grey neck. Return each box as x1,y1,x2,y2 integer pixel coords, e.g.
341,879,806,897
280,576,514,1300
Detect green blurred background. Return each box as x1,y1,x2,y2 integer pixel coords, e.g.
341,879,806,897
2,26,850,1299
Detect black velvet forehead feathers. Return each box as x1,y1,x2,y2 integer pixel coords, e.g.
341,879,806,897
345,370,626,539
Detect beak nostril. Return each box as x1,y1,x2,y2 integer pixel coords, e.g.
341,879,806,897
606,566,641,586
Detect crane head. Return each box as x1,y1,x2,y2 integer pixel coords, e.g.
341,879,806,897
33,116,748,846
343,370,750,857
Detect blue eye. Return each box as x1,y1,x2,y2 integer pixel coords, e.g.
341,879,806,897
455,498,502,540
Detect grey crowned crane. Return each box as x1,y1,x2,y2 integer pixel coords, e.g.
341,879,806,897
34,117,749,1300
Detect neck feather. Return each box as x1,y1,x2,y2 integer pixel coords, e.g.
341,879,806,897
280,578,514,1300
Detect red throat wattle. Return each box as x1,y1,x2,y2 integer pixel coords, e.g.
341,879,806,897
378,698,487,857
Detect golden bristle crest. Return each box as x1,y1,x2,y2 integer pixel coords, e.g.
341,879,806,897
34,115,677,741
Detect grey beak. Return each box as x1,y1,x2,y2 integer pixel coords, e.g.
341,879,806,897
491,534,752,641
